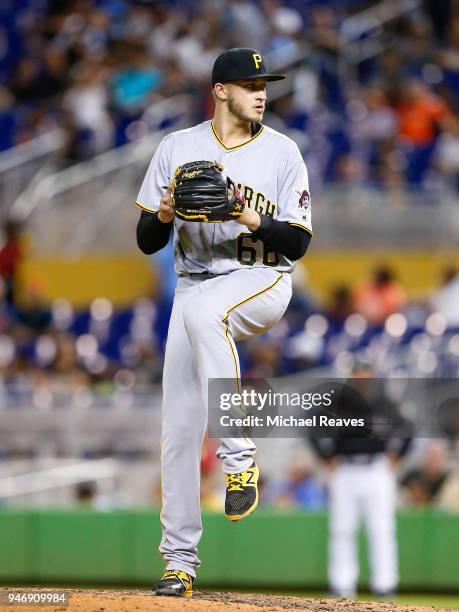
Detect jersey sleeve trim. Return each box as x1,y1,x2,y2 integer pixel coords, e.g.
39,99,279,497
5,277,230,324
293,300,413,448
287,222,314,236
134,201,158,213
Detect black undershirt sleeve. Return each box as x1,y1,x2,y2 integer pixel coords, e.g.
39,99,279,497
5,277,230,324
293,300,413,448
136,211,311,260
251,214,311,260
136,210,173,254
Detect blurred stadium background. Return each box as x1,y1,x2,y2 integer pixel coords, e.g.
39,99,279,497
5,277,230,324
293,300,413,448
1,0,459,604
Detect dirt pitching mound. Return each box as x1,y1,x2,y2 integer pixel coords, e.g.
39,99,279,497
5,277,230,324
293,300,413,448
0,588,454,612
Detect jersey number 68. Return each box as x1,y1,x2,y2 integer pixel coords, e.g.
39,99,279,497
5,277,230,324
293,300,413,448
237,234,280,267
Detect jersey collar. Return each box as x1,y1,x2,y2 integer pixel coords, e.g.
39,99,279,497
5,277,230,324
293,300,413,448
211,121,264,151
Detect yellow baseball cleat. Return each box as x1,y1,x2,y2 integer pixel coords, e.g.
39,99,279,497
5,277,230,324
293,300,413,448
154,569,194,597
225,462,259,522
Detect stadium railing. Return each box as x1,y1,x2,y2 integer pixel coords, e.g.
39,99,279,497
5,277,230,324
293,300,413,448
0,129,65,218
338,0,422,76
9,94,192,253
313,185,459,249
0,459,119,500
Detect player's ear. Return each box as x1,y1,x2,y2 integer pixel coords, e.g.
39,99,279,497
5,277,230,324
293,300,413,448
214,83,227,102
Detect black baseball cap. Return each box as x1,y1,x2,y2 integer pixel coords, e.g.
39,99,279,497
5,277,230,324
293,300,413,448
211,48,285,86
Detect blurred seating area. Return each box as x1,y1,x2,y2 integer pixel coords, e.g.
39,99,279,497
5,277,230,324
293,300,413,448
2,0,459,190
268,264,459,378
1,260,459,509
0,284,164,404
1,252,458,401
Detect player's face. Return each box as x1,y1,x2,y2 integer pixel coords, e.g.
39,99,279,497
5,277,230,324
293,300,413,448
226,79,267,123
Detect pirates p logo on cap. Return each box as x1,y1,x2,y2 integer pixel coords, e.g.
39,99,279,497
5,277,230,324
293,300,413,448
252,53,262,69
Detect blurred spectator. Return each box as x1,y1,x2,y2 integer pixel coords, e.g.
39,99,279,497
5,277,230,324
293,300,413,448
10,58,43,105
63,61,113,157
423,0,452,44
0,87,16,151
307,5,344,113
394,79,455,186
35,47,68,102
244,336,284,377
308,5,340,57
74,479,126,511
263,0,303,63
437,466,459,512
227,0,269,51
327,285,353,327
75,481,97,509
436,17,459,107
110,43,162,146
355,86,398,184
16,280,52,333
283,272,317,330
200,435,224,512
401,439,449,507
262,458,327,510
0,277,10,333
435,122,459,189
430,266,459,327
334,153,365,184
0,221,25,306
50,331,90,391
353,266,407,325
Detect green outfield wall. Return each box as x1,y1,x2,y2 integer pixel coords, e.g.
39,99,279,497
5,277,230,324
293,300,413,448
0,509,458,590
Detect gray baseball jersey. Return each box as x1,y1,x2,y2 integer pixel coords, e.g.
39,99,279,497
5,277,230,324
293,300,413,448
136,120,312,275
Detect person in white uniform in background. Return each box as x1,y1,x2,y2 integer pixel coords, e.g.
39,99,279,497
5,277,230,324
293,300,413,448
310,370,411,599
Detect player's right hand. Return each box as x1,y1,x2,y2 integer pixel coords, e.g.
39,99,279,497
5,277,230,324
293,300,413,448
158,185,175,223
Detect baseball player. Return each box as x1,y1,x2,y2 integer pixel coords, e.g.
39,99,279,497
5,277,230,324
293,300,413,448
309,372,412,598
135,48,312,597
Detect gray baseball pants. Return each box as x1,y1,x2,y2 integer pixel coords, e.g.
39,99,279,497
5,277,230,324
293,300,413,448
158,267,292,577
